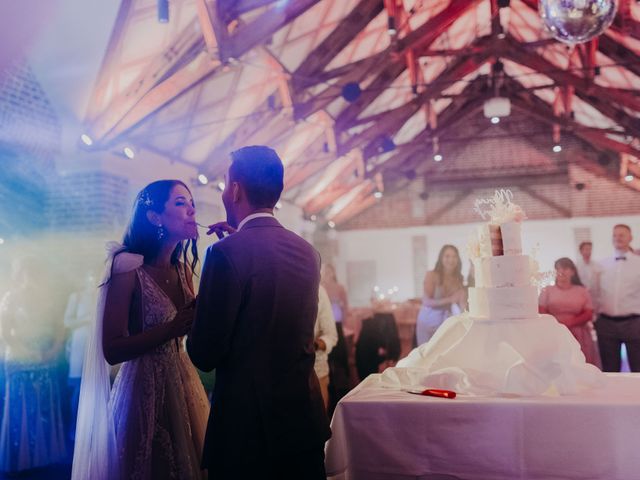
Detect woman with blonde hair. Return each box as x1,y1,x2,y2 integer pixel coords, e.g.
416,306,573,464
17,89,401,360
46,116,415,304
415,245,465,345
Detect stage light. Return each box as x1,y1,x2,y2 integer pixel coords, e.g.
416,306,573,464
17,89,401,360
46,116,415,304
123,147,135,159
341,82,362,102
80,134,93,146
434,153,443,162
217,181,226,191
158,0,169,23
198,174,208,185
378,136,396,154
387,16,397,35
553,144,562,153
491,116,500,124
625,174,634,182
328,221,336,229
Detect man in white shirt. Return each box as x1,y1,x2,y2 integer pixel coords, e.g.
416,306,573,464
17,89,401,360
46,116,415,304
575,241,601,310
314,286,338,411
595,224,640,372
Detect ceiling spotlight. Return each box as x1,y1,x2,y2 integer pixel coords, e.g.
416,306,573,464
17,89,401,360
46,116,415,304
625,174,634,182
378,136,395,153
198,174,209,185
434,153,443,162
275,201,283,210
157,0,169,23
374,191,383,199
387,16,397,35
80,133,93,146
553,144,562,153
491,116,500,124
217,181,226,191
341,82,362,103
328,221,336,229
310,214,317,222
598,153,611,166
123,146,135,159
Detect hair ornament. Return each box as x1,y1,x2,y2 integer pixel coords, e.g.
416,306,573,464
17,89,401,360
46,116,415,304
138,190,153,208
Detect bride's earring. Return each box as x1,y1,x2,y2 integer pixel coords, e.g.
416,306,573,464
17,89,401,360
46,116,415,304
157,224,165,240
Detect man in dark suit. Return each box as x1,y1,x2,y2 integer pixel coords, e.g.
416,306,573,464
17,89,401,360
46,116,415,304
187,145,331,479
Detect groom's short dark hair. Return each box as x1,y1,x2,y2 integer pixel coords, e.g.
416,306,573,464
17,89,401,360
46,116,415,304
229,146,284,209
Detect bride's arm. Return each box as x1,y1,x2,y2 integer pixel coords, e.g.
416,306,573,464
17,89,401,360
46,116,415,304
102,270,191,365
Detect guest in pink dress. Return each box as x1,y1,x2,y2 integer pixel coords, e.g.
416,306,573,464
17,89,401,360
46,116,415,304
539,257,602,368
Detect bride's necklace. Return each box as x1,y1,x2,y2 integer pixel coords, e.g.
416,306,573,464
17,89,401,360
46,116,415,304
145,264,174,285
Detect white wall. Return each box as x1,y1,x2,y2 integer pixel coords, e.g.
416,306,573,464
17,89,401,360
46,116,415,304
335,215,640,306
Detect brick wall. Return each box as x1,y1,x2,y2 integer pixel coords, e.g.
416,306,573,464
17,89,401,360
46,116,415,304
342,122,640,230
0,60,61,169
48,171,131,232
0,60,62,236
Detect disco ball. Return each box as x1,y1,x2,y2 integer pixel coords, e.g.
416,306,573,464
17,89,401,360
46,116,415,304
539,0,618,44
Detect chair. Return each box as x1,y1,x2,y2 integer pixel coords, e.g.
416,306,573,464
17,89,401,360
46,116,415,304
355,312,401,381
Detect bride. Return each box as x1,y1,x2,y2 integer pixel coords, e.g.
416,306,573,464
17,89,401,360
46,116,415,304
72,180,209,479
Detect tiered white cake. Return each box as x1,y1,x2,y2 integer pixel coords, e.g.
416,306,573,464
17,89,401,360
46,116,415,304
380,190,603,396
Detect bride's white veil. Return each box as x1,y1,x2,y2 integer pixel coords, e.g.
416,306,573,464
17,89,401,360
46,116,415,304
71,243,143,480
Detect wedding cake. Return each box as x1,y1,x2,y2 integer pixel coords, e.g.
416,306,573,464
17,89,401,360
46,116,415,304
380,190,603,396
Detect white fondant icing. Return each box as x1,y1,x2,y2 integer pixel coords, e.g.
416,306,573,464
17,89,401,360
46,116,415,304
473,255,530,288
477,225,492,257
468,285,539,319
501,221,523,255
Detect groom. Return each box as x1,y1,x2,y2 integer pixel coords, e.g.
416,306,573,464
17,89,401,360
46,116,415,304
187,145,331,479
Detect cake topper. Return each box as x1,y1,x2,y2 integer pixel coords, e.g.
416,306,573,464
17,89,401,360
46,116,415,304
473,189,527,224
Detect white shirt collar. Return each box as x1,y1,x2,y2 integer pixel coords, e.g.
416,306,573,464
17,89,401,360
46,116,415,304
237,212,274,231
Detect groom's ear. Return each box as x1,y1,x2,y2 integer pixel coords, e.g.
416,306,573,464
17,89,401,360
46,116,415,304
231,181,242,203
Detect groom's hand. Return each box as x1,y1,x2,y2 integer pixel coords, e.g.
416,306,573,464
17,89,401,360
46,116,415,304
207,221,237,239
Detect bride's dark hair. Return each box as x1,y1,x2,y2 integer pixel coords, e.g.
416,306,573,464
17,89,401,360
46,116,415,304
109,180,199,281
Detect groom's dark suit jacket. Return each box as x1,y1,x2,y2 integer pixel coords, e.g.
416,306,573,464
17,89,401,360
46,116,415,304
187,216,331,472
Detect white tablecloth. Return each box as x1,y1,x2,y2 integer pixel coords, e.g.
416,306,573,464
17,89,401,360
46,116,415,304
326,373,640,480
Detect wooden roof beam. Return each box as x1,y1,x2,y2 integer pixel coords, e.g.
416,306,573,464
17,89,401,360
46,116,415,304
196,0,228,57
338,37,494,156
88,17,206,141
508,85,640,159
88,0,319,145
369,75,493,176
218,0,285,21
334,0,483,129
223,0,321,60
84,0,133,123
292,0,384,88
502,37,640,120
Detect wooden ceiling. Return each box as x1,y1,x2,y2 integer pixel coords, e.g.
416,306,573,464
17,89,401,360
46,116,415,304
84,0,640,226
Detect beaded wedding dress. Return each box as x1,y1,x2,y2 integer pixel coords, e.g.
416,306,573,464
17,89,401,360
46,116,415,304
72,247,209,480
